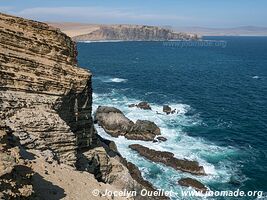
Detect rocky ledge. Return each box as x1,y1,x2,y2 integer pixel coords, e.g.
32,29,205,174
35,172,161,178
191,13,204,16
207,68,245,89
129,144,206,176
95,106,161,141
178,178,208,193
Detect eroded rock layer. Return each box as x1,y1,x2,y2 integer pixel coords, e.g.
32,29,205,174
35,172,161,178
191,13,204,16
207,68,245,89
0,13,94,165
0,13,169,200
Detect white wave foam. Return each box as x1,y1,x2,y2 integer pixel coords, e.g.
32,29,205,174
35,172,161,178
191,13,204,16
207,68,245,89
252,76,259,79
94,76,128,83
92,91,239,198
80,40,124,43
110,78,128,83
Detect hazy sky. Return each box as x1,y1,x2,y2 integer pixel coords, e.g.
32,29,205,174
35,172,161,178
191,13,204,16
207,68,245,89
0,0,266,28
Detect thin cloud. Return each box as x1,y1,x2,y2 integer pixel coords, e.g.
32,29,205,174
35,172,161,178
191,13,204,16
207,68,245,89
11,6,192,24
0,6,14,12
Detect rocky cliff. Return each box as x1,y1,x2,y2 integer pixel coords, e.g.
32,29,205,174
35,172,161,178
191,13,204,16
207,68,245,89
0,13,167,199
70,24,199,41
0,12,94,166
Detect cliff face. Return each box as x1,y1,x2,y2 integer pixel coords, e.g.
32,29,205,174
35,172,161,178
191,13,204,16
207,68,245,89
0,13,169,200
71,25,199,41
0,13,94,165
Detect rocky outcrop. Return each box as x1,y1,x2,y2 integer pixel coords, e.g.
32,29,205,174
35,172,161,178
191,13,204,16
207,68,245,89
178,178,208,193
95,106,161,141
136,102,152,110
154,136,167,142
77,138,168,200
0,13,168,200
0,125,34,199
163,105,176,115
0,12,94,166
72,25,199,41
129,144,206,175
129,102,152,110
94,106,134,137
163,105,172,114
126,120,160,141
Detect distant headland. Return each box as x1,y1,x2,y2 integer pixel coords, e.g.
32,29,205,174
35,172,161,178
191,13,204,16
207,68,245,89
48,22,200,41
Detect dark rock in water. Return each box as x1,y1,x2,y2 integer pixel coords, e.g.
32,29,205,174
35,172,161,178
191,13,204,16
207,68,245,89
178,178,208,192
123,161,155,191
136,102,152,110
121,159,170,200
163,105,172,114
94,106,134,137
163,105,177,115
95,106,161,141
129,144,206,175
128,104,135,108
156,136,167,142
126,120,161,141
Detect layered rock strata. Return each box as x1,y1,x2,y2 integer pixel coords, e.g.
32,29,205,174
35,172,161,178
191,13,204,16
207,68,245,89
0,12,94,165
71,25,199,41
0,13,168,200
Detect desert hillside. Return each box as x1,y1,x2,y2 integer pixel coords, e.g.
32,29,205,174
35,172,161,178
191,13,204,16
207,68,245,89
48,22,199,41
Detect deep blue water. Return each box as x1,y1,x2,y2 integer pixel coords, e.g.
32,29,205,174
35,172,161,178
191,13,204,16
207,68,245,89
77,37,267,199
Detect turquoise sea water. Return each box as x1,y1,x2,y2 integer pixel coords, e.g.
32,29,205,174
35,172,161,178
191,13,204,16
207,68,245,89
77,37,267,199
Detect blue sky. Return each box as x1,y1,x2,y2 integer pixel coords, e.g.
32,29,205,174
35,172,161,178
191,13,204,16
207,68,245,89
0,0,266,28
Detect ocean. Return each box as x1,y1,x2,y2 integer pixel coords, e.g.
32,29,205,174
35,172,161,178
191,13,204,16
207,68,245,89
77,37,267,199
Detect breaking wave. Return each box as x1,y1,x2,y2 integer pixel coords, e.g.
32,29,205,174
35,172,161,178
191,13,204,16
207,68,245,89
92,90,241,200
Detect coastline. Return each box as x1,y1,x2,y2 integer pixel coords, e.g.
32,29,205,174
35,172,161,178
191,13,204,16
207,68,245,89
1,10,267,200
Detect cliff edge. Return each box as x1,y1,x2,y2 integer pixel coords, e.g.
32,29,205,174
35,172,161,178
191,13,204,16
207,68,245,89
0,13,167,200
0,12,94,166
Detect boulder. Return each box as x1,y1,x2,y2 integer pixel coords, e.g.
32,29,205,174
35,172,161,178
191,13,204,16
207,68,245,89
163,105,172,114
95,106,161,141
128,104,136,108
129,144,206,175
178,178,208,193
163,105,176,115
156,136,167,142
136,102,152,110
94,106,134,137
126,120,161,141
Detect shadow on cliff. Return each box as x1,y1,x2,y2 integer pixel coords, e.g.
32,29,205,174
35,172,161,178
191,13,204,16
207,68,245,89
0,165,66,200
76,134,121,182
32,172,66,200
53,80,95,149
